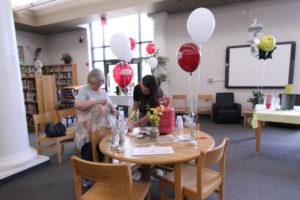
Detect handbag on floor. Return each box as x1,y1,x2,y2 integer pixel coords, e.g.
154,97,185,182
45,122,66,137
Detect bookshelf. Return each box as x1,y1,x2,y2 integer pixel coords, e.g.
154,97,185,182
22,75,57,128
43,64,78,91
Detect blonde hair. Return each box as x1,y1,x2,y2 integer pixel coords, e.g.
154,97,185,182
87,68,105,84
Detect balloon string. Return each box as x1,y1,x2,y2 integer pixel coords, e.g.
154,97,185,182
195,44,201,121
122,62,126,89
189,75,194,114
259,61,267,104
256,62,260,104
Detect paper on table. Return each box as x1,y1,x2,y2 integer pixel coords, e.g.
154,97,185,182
176,134,190,141
132,146,174,156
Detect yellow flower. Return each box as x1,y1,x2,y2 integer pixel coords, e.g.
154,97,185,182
128,111,138,122
146,106,165,127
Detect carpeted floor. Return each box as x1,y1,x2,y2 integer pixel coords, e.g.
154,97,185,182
1,117,300,200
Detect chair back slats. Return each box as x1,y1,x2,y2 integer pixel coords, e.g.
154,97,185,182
88,127,112,162
172,94,189,112
71,156,133,199
203,138,229,168
197,138,229,196
198,94,213,101
33,111,59,135
57,108,77,121
33,111,58,125
197,95,213,111
172,94,187,100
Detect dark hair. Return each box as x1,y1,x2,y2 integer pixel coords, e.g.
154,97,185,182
141,75,159,108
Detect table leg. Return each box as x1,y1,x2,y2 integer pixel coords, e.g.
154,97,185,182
174,163,183,200
243,114,247,125
256,120,262,152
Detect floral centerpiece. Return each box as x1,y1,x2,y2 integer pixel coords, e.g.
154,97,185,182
128,110,138,123
147,105,164,141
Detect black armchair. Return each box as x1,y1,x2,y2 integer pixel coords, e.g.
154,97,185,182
213,93,241,123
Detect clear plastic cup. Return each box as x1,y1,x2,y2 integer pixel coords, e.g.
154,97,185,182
176,116,183,129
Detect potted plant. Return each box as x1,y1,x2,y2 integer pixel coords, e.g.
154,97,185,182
20,60,30,75
247,90,265,109
61,53,72,64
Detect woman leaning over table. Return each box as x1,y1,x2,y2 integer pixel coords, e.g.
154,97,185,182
75,68,118,162
128,75,163,130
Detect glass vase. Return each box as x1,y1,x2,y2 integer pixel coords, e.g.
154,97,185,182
150,126,159,142
188,123,197,146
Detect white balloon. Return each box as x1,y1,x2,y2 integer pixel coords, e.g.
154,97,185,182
187,8,215,43
109,33,131,60
149,57,158,69
124,50,133,63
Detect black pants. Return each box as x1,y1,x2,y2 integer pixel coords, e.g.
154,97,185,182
81,142,104,162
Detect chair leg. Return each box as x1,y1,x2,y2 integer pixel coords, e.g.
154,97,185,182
159,180,167,200
61,144,64,153
219,182,224,200
37,141,41,154
56,141,62,164
146,187,151,200
75,145,81,155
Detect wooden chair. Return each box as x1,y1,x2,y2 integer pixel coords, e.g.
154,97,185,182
70,156,151,200
33,111,76,164
57,108,79,153
159,138,229,200
172,94,189,114
57,107,77,127
88,127,112,162
197,95,213,121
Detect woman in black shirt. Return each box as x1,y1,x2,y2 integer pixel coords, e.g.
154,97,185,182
128,75,163,129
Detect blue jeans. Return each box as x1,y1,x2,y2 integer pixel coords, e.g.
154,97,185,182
138,113,151,127
81,142,104,162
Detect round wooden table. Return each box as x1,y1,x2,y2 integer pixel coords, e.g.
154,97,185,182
99,128,215,200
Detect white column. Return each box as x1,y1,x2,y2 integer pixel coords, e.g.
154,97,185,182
149,12,170,95
0,0,48,180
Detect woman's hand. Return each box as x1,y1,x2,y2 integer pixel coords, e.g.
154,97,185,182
128,121,137,132
96,98,108,105
112,109,119,116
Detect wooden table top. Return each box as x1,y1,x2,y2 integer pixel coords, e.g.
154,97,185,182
99,128,215,165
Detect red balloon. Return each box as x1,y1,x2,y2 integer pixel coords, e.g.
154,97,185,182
177,43,200,73
113,62,133,88
129,37,136,50
146,43,155,54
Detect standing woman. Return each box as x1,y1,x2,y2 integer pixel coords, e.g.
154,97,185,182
129,75,163,129
75,69,118,162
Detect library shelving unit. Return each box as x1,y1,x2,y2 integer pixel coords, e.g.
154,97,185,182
22,75,57,128
43,64,78,91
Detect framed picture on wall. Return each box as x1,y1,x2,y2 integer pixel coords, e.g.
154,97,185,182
18,45,24,61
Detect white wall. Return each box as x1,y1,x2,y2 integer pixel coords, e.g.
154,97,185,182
164,0,300,111
15,31,49,65
46,29,90,85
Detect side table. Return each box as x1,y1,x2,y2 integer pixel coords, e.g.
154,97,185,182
244,109,265,126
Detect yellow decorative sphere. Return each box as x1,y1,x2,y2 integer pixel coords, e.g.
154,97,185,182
259,35,276,52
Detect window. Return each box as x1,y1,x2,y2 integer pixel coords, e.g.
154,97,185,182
90,13,154,91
